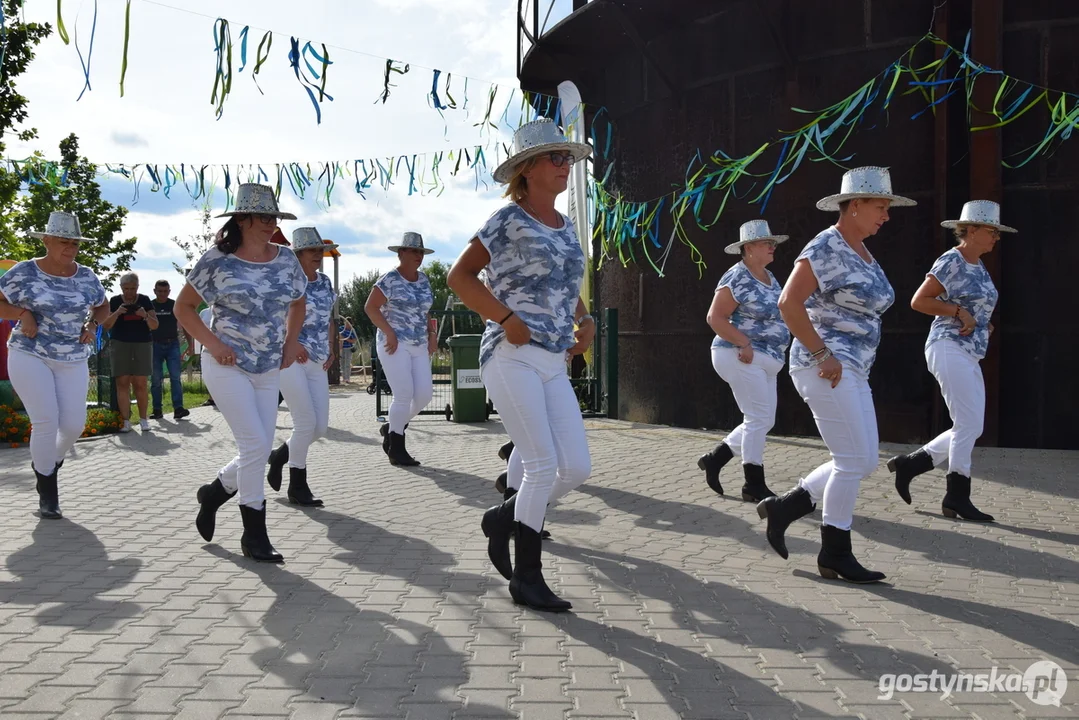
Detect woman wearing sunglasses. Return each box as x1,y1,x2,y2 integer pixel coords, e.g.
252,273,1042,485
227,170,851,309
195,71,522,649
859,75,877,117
449,118,594,612
887,201,1013,523
698,220,790,503
176,183,308,564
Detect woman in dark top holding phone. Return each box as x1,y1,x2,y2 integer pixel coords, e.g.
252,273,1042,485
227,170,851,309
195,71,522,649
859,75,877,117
102,272,158,433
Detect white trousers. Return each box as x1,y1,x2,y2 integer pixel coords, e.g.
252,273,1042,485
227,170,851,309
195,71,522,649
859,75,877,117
279,360,330,470
710,346,783,466
792,368,879,531
506,445,524,491
482,343,591,532
378,340,433,433
7,349,89,474
203,355,280,508
922,339,984,476
340,348,354,382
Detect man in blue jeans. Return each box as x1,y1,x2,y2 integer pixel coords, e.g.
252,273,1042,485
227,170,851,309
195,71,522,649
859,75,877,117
149,280,192,420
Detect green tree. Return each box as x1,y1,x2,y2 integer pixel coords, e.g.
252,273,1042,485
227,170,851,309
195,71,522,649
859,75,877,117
170,204,215,274
337,269,381,342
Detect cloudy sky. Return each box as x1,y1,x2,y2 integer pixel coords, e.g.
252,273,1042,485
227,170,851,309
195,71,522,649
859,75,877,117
12,0,578,292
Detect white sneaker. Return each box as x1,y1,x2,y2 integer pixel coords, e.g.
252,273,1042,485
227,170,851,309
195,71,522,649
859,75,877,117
119,420,132,433
139,419,151,432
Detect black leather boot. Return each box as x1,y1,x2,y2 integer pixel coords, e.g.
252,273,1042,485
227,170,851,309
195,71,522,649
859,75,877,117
494,471,508,495
501,487,550,538
509,522,572,612
266,442,289,492
196,478,236,541
287,467,323,507
239,502,284,563
498,440,515,462
387,431,420,467
756,486,815,559
740,463,776,503
481,493,517,580
33,464,62,519
380,423,408,456
817,525,886,583
887,449,935,505
942,472,994,522
698,442,734,495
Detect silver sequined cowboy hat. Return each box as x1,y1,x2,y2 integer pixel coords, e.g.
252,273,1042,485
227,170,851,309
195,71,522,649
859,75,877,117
816,166,917,212
293,226,339,252
29,211,94,241
388,231,434,255
940,200,1016,233
492,118,592,184
215,183,297,220
724,219,789,255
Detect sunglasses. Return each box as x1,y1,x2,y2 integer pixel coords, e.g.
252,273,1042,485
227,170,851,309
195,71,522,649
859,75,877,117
547,152,576,169
249,214,278,226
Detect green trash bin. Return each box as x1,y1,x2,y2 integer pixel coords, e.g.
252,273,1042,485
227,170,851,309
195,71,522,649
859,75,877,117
446,334,487,423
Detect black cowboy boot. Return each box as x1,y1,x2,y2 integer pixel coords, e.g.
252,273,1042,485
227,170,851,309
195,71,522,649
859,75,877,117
494,471,508,495
287,467,323,507
481,493,517,580
380,423,408,456
942,472,995,522
756,486,815,559
740,463,776,503
498,440,515,462
195,478,236,542
33,464,62,519
387,431,420,467
887,449,935,505
239,502,284,563
501,487,551,538
509,522,572,612
817,525,886,583
266,442,289,492
698,442,734,495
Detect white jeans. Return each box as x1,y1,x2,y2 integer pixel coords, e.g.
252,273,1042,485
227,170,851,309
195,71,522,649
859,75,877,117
279,360,330,470
203,355,280,508
792,368,879,531
922,339,984,476
378,340,433,433
340,348,354,382
506,445,524,491
7,349,89,474
482,343,591,532
710,346,783,466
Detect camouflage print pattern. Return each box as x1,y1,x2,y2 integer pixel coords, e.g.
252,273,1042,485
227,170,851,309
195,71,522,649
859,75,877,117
476,204,585,367
0,260,106,363
298,272,337,363
711,262,790,365
925,248,998,361
187,246,308,374
374,269,433,346
789,226,895,379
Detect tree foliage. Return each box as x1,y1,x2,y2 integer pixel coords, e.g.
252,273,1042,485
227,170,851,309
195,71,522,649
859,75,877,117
169,205,215,274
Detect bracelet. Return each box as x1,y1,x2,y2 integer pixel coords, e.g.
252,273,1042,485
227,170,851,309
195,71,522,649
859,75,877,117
954,305,961,318
498,310,514,325
809,346,829,358
577,314,594,325
810,348,833,366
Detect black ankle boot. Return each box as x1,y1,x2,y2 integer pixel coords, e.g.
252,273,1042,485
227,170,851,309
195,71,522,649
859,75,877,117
756,486,815,559
509,522,571,612
239,502,284,563
380,423,408,456
498,440,515,462
481,493,517,580
266,442,289,492
287,467,323,507
494,471,508,495
33,464,62,519
501,487,550,538
387,431,420,467
698,442,734,495
196,478,236,541
817,525,886,583
942,473,994,522
887,449,934,505
740,464,776,503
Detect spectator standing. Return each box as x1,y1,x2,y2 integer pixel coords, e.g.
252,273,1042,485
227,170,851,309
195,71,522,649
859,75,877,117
102,273,158,432
149,279,192,420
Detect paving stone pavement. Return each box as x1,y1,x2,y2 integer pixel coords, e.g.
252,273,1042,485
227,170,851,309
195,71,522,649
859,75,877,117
0,387,1076,720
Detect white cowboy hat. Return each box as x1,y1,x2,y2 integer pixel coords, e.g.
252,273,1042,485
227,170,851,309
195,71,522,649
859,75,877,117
492,118,592,184
388,231,434,254
816,166,917,212
940,200,1016,233
292,226,339,252
215,183,298,220
724,219,789,255
29,211,94,241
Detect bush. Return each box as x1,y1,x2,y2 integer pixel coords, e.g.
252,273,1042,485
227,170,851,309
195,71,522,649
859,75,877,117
82,407,124,438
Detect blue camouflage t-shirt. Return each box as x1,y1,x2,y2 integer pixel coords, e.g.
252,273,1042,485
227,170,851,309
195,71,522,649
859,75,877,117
476,204,585,367
789,226,895,379
374,269,433,346
298,271,337,363
187,246,308,374
711,262,790,365
925,248,998,360
0,260,106,363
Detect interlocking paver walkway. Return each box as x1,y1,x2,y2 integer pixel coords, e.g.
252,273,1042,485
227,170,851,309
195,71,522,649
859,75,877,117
0,387,1075,719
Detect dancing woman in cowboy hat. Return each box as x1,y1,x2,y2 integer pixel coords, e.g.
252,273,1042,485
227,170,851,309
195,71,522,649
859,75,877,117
0,212,109,519
887,201,1014,523
698,220,791,503
365,232,437,467
758,167,915,584
266,227,339,508
175,183,308,563
448,118,595,612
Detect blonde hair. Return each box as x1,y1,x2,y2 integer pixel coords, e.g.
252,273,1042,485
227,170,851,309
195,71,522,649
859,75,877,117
502,157,538,203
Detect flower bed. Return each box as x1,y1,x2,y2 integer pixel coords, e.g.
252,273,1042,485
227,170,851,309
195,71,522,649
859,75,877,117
0,405,125,447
